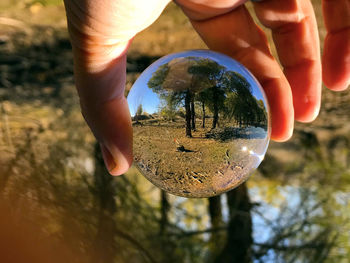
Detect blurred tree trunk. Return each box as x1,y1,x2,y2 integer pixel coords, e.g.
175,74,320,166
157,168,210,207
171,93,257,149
207,196,225,261
91,142,118,263
185,90,192,137
209,196,223,228
159,190,170,235
159,190,176,262
214,183,252,263
191,96,196,130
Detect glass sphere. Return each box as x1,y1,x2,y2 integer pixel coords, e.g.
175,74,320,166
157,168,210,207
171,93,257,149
127,50,270,198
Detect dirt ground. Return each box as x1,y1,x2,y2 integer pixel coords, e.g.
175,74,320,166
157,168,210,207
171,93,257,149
133,118,268,197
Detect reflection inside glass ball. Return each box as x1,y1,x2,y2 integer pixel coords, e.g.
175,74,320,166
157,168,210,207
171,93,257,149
127,50,270,198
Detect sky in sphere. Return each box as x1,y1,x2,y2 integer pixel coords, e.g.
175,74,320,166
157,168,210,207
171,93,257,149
127,50,267,117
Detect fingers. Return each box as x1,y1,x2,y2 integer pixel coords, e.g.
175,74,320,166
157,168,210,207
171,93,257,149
67,15,134,175
76,49,134,175
180,4,294,141
63,0,171,175
253,0,322,123
322,0,350,91
175,0,247,20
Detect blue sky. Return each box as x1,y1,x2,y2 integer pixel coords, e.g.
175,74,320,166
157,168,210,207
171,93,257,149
127,50,268,117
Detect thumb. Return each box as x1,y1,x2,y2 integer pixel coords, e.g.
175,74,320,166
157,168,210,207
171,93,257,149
74,43,133,175
63,0,171,174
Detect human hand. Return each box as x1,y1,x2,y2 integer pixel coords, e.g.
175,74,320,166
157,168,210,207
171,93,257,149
63,0,350,175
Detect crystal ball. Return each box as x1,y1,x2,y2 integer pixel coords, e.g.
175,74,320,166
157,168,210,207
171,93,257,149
127,50,270,198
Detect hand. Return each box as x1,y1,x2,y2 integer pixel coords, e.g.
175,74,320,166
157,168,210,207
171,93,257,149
63,0,350,175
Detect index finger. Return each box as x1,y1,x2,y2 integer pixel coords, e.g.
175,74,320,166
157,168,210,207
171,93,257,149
177,3,294,141
253,0,322,123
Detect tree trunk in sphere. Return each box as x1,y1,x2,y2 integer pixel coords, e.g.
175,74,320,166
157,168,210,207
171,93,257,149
185,91,192,137
191,96,196,130
212,87,219,129
202,101,205,128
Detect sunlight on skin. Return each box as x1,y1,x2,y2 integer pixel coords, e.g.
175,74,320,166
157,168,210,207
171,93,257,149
63,0,350,175
0,202,84,263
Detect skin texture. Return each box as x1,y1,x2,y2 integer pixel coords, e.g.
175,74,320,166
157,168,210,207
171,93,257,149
63,0,350,175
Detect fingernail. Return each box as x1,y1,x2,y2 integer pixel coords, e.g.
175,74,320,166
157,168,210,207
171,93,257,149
100,143,116,173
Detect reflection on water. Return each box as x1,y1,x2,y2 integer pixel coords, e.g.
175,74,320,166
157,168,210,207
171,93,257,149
250,185,341,263
1,28,350,263
127,50,270,197
1,122,349,262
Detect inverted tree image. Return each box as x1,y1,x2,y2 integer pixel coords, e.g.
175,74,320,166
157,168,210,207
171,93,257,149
129,54,271,197
146,57,268,139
